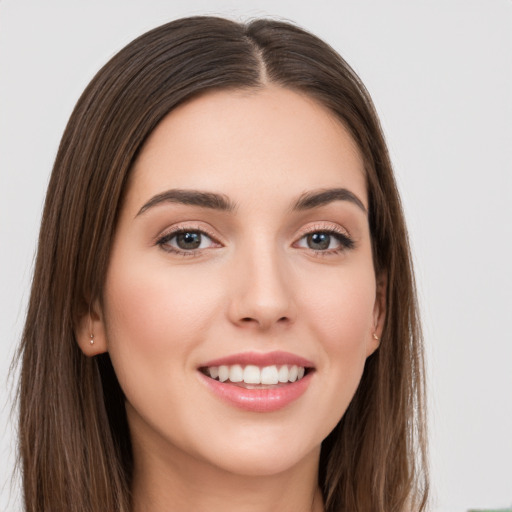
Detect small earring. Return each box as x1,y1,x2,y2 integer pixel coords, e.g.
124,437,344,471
373,333,380,341
89,334,94,345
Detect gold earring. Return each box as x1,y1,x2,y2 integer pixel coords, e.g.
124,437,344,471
373,333,380,341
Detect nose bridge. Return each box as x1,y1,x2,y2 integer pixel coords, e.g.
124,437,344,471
229,235,295,329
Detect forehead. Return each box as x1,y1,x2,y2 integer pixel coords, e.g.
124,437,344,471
127,85,367,210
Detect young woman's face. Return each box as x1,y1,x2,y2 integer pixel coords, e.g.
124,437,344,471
97,86,383,477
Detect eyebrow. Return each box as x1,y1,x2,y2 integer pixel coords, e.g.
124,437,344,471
136,189,236,216
292,188,367,213
136,186,366,218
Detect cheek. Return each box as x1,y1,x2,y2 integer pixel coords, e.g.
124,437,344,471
298,265,376,432
105,254,215,340
301,264,376,349
101,254,223,390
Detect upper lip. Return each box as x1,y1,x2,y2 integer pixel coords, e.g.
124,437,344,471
200,351,315,369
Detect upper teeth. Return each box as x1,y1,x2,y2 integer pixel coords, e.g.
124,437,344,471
208,364,306,385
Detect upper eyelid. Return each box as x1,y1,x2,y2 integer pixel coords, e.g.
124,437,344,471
295,228,353,245
158,229,215,244
154,223,222,244
295,221,351,238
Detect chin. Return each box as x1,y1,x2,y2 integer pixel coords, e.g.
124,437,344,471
184,421,324,478
201,442,321,478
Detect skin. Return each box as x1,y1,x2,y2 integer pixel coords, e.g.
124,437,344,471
78,85,385,512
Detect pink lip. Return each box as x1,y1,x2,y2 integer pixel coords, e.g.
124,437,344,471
197,351,315,413
200,350,315,368
198,371,313,412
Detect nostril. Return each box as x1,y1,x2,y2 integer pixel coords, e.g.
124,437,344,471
237,316,290,328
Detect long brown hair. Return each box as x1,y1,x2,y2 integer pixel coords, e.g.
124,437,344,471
16,16,428,512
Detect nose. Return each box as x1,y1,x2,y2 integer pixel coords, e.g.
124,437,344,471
227,246,296,331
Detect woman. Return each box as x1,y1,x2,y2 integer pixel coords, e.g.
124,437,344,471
16,16,428,512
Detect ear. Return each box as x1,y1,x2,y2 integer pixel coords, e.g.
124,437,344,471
75,299,108,357
366,272,387,357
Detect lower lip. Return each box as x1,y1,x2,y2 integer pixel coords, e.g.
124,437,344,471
198,372,313,412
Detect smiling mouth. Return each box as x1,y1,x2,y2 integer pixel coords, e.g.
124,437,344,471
199,364,312,387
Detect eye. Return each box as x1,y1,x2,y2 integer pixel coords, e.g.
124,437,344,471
157,228,219,254
295,229,354,252
305,232,334,250
174,231,205,250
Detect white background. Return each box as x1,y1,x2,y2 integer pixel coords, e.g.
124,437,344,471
1,1,511,511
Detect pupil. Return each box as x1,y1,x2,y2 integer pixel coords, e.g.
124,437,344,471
177,232,201,250
308,232,330,250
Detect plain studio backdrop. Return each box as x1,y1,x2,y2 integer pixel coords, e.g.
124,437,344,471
1,1,511,511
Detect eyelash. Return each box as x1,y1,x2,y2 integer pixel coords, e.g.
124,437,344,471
295,225,355,255
155,224,354,257
156,226,220,257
